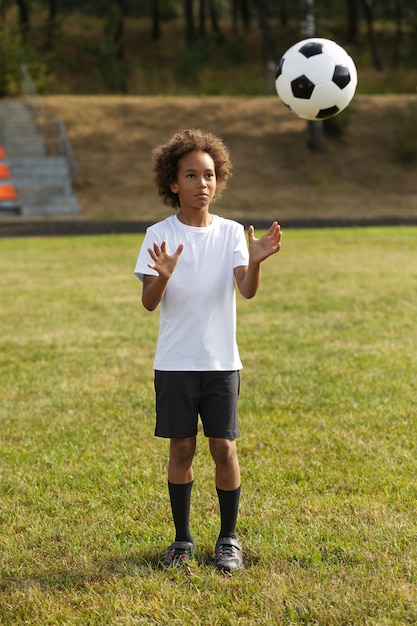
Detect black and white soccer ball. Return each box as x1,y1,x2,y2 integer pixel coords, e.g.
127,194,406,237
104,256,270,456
275,38,357,121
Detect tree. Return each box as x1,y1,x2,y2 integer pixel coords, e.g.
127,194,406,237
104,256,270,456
198,0,221,38
392,0,403,69
112,0,125,63
42,0,61,51
184,0,195,48
253,0,278,64
279,0,289,27
299,0,325,152
15,0,30,39
358,0,382,70
151,0,161,40
199,0,207,37
98,0,128,92
300,0,315,38
48,0,58,21
208,0,221,36
345,0,359,43
232,0,251,32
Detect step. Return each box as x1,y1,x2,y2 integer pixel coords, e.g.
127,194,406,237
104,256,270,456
0,98,80,216
0,100,46,158
7,156,71,174
0,201,21,216
19,193,80,216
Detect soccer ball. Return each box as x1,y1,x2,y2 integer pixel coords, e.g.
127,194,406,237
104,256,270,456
275,38,357,121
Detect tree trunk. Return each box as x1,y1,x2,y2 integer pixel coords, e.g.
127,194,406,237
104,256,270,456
300,0,315,38
113,0,125,62
184,0,195,48
279,0,289,27
392,0,403,69
15,0,30,39
102,0,128,92
48,0,58,21
232,0,238,33
358,0,382,71
240,0,251,31
232,0,250,33
345,0,358,43
199,0,206,38
151,0,161,40
43,0,59,50
300,0,325,152
208,0,221,35
253,0,278,64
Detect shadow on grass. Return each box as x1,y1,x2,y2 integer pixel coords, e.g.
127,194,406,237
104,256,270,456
1,546,260,593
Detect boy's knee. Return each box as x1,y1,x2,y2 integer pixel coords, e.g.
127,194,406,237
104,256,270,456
209,438,237,464
170,437,196,464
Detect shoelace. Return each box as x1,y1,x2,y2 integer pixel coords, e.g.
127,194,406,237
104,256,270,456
217,545,237,558
168,548,188,562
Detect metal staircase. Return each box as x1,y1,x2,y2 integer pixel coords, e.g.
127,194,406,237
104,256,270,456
0,86,80,217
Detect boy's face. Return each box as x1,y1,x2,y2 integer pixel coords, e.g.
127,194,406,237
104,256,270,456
170,150,217,213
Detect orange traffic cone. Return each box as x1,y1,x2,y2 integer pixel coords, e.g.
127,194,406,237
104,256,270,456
0,145,19,209
0,163,12,178
0,184,18,202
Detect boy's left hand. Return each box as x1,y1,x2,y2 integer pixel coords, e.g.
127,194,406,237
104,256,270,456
248,221,282,264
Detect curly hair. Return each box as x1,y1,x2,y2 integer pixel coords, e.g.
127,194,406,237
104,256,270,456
152,128,233,209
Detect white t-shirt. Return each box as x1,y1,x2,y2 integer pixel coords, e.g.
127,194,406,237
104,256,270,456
134,214,249,371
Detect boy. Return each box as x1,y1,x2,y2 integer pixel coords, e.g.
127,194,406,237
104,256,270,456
134,128,281,572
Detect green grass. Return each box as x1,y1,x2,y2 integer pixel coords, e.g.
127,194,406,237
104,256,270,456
0,227,416,625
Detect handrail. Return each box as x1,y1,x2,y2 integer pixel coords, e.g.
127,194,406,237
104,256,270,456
20,62,79,178
54,115,79,178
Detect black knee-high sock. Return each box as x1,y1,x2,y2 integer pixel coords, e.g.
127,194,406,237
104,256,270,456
216,485,241,540
168,480,194,543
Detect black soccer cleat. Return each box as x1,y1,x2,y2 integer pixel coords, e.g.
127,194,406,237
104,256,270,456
214,537,244,573
162,540,195,569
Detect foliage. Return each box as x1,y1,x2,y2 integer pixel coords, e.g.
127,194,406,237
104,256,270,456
1,1,417,95
0,25,26,96
172,32,259,94
0,23,54,96
95,2,130,92
0,228,417,624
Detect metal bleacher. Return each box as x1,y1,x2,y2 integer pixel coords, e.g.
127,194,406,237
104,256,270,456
0,64,80,217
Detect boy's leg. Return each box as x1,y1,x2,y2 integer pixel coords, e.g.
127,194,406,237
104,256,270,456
209,438,243,572
163,436,196,568
168,436,196,542
154,372,200,567
209,437,240,491
168,436,196,484
209,437,240,535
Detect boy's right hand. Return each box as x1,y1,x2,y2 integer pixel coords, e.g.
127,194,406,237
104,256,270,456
147,240,184,280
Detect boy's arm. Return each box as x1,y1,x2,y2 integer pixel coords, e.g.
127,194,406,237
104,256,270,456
234,261,261,300
142,274,169,311
235,222,281,300
141,240,184,311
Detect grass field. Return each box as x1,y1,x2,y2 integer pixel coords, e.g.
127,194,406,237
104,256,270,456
1,226,417,624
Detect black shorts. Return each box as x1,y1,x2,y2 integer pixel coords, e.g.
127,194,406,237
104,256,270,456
154,370,240,439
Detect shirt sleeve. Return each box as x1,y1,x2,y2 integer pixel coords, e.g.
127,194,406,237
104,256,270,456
133,227,160,282
233,223,249,268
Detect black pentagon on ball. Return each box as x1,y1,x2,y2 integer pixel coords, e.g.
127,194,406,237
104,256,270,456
276,57,285,80
316,105,340,119
332,64,351,89
291,75,315,99
299,41,324,58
